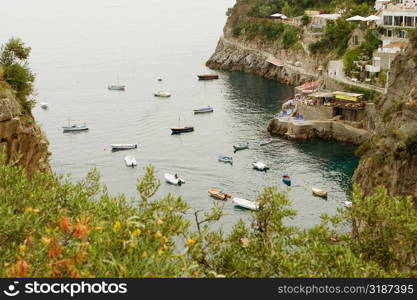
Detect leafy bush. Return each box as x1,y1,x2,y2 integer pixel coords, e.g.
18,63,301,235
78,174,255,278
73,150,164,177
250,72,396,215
343,48,362,76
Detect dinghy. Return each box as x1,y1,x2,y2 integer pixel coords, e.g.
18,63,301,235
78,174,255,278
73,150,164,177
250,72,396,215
124,155,137,167
193,106,213,114
232,198,259,211
218,155,233,164
208,188,231,200
252,161,269,171
233,142,249,151
259,138,272,146
164,173,185,186
62,124,89,132
154,91,171,97
312,187,327,198
108,85,126,91
282,175,291,186
197,74,219,80
111,144,138,151
171,126,194,134
40,102,48,109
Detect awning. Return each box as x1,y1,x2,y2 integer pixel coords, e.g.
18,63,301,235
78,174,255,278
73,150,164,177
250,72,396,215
333,91,363,101
309,92,334,98
266,57,283,67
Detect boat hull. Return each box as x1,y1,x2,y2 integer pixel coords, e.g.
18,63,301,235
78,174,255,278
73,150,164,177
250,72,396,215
218,155,233,164
108,85,126,91
111,144,138,151
208,188,230,200
232,198,259,211
260,138,272,146
253,162,269,171
124,155,138,167
197,74,219,80
312,188,327,198
62,126,89,132
171,127,194,134
154,91,171,97
164,173,185,185
233,143,249,151
193,107,213,114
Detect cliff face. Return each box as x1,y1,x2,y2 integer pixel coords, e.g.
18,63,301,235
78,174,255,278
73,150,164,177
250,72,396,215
353,46,417,201
0,81,50,175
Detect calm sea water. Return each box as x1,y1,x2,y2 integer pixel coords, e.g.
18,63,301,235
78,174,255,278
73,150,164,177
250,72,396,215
1,0,359,228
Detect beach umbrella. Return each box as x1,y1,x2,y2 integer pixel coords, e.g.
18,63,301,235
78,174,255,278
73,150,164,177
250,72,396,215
364,15,380,21
346,15,367,21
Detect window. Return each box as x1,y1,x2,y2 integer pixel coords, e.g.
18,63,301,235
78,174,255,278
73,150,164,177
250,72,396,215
384,15,393,26
405,16,413,27
415,17,417,27
398,30,406,38
352,35,359,45
394,16,403,26
387,29,393,37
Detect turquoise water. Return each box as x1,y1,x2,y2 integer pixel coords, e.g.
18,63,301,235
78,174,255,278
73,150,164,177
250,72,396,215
0,0,359,228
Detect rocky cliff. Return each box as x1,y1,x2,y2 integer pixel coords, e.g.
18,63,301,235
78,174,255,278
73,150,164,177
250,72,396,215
0,80,50,175
353,45,417,202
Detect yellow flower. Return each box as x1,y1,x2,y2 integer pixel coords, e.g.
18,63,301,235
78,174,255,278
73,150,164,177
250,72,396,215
129,241,138,248
41,236,52,245
19,244,26,253
157,219,164,225
95,226,103,232
157,249,164,256
25,207,33,213
142,251,148,257
113,220,121,232
154,231,162,238
187,239,196,246
163,244,169,251
132,229,142,237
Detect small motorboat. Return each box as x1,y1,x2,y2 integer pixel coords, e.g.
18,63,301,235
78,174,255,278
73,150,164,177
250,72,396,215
252,161,269,171
259,138,272,146
197,74,219,80
108,85,126,91
171,126,194,134
154,91,171,97
193,106,213,114
111,144,138,151
218,155,233,164
164,173,185,186
40,102,48,109
124,155,137,167
232,198,259,211
312,187,328,198
208,188,231,200
62,124,89,132
233,142,249,151
282,175,291,186
344,201,352,208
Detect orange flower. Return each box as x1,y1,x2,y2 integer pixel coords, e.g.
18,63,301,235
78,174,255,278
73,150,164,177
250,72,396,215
60,216,72,234
74,217,91,240
10,259,31,277
48,241,62,258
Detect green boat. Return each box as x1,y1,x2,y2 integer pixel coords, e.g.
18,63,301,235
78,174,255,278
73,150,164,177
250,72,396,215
233,142,249,151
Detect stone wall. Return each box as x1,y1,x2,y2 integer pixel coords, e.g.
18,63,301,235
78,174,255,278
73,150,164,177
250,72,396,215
296,102,334,120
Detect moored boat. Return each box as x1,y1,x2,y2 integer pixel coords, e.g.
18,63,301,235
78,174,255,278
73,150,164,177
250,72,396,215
208,188,231,200
110,144,138,151
252,161,269,171
232,198,259,211
164,173,185,186
124,155,137,167
154,91,171,97
40,102,48,109
312,187,327,198
197,74,219,80
62,124,89,132
171,126,194,134
218,155,233,164
282,175,291,186
108,85,126,91
193,106,213,114
260,138,272,146
233,142,249,151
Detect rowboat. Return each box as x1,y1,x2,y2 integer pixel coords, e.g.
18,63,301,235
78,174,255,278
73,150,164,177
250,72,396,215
233,142,249,151
40,102,48,109
164,173,185,186
193,106,213,114
232,198,259,211
282,175,291,186
218,155,233,164
252,161,269,171
312,187,327,198
62,124,89,132
124,155,137,167
197,74,219,80
110,144,138,151
108,85,126,91
208,188,231,200
171,126,194,134
154,91,171,97
260,138,272,146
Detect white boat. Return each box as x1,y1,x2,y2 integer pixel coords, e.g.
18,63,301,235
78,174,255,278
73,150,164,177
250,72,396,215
312,187,327,198
108,85,126,91
259,138,272,146
124,155,137,167
232,198,259,211
344,201,352,208
62,124,89,132
154,91,171,97
252,161,269,171
193,106,213,114
110,144,138,151
164,173,185,186
40,102,48,109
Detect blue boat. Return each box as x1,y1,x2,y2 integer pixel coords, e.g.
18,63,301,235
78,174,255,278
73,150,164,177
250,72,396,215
282,175,291,186
218,155,233,164
233,142,249,152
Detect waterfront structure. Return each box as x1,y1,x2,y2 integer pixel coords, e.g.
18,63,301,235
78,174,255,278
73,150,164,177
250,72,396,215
377,0,417,38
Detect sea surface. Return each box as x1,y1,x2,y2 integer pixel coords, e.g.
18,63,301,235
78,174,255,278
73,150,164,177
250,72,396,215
1,0,359,228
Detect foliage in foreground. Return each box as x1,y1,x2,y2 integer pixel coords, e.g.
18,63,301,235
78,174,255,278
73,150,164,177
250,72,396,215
0,161,416,277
